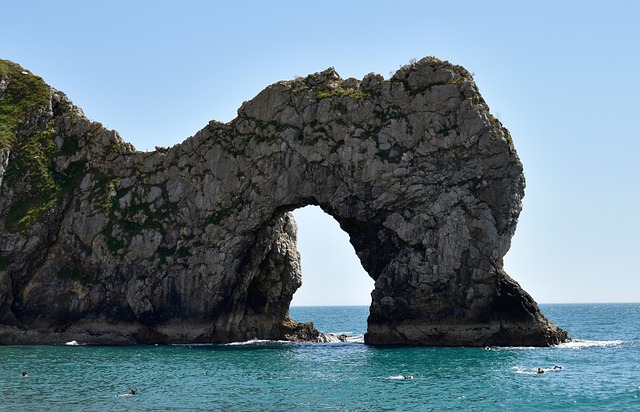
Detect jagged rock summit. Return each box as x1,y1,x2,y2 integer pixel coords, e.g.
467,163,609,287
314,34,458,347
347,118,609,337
0,57,568,346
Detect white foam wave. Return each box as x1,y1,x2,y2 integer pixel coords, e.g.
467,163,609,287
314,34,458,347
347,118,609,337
65,340,81,346
345,334,365,344
226,338,290,346
318,333,346,343
497,346,537,351
171,343,219,347
555,339,623,349
490,338,623,351
316,331,365,344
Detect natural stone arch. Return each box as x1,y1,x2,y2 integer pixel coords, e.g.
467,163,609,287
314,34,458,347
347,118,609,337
0,57,568,346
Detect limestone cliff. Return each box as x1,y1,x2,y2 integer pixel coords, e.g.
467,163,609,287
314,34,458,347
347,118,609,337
0,58,568,346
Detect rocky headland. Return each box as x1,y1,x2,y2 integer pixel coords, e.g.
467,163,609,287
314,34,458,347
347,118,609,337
0,57,568,346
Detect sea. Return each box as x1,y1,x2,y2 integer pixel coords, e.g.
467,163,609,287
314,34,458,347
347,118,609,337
1,304,638,411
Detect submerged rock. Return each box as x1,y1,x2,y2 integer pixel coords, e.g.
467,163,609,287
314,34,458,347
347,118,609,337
0,58,568,346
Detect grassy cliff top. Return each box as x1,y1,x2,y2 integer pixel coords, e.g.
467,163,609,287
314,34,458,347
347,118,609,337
0,60,51,149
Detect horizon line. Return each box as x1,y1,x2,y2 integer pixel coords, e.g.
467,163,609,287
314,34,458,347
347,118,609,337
290,301,640,307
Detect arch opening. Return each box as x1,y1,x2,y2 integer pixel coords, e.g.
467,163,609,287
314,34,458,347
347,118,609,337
289,206,374,335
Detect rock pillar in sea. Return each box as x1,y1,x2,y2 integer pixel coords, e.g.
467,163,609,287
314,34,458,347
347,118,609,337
0,57,568,346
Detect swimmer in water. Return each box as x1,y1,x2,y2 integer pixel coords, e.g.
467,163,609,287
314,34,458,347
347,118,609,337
553,365,562,370
129,389,136,395
537,368,544,374
403,375,414,380
21,371,28,378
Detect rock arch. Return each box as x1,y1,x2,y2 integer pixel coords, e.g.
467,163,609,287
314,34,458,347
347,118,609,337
0,57,568,345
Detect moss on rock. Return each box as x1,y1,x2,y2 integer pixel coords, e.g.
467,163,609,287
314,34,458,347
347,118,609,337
0,60,51,149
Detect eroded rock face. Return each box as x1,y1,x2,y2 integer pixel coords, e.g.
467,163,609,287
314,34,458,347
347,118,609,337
0,57,568,346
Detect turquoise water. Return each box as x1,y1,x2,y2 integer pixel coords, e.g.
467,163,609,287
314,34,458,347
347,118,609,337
1,304,638,411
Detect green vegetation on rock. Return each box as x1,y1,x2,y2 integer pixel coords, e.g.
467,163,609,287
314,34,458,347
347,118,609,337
0,60,51,149
313,87,369,100
1,60,87,233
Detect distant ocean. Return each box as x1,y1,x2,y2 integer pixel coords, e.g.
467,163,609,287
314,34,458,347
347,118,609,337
1,304,638,411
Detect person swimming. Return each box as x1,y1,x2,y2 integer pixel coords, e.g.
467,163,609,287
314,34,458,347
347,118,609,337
537,368,545,374
403,375,414,380
116,389,136,398
21,371,28,378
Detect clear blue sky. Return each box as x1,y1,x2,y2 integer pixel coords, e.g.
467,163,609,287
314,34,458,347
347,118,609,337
2,1,639,305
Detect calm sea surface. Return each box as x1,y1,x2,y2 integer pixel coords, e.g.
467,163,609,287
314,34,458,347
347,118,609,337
1,304,638,411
